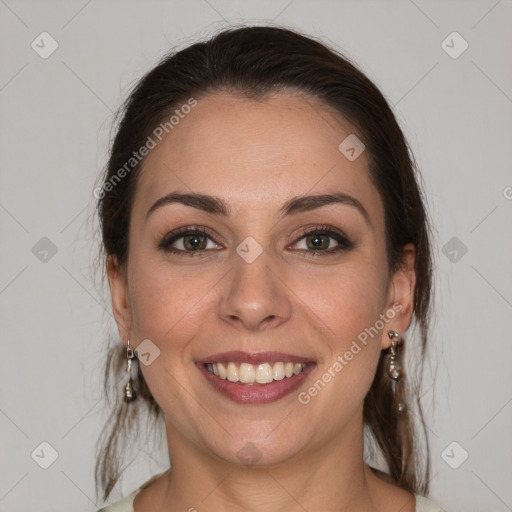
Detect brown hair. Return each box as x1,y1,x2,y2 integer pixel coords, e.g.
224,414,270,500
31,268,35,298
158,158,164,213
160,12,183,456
95,25,433,501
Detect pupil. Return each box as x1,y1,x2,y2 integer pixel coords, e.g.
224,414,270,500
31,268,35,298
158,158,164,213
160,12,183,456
185,234,205,250
308,234,328,250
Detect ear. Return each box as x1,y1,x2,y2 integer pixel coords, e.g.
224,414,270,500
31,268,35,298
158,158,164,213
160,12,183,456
381,243,416,350
107,255,132,343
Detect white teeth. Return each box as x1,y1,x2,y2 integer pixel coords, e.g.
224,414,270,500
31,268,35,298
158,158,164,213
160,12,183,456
205,361,307,384
255,363,273,384
226,362,239,382
273,362,285,381
239,363,255,383
217,362,227,379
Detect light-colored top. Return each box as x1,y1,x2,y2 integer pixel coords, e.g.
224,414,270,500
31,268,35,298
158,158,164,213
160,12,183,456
97,472,446,511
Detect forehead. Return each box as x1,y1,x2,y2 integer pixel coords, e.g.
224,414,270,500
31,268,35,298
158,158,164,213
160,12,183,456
134,91,382,220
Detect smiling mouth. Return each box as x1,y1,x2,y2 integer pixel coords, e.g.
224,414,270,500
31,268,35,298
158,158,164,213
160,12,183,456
204,361,308,385
197,353,316,403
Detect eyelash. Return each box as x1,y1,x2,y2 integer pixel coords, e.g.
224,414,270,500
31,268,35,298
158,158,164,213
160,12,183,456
158,224,354,257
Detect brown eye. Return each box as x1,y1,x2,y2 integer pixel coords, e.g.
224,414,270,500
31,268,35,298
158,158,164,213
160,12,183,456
181,233,208,251
290,226,354,255
158,227,222,255
304,232,336,251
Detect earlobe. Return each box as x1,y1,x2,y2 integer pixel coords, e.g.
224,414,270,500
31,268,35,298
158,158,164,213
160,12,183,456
107,254,132,342
381,243,416,350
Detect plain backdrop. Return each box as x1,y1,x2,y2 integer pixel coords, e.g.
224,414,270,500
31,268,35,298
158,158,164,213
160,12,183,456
0,1,511,511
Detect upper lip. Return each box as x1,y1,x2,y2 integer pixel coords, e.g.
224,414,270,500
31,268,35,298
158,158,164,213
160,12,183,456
196,351,315,365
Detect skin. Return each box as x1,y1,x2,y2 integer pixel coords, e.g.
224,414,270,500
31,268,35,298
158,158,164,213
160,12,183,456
108,91,417,511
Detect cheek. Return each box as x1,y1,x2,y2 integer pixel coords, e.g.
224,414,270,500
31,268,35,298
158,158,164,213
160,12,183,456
291,261,388,405
126,259,216,414
127,257,214,348
298,259,388,341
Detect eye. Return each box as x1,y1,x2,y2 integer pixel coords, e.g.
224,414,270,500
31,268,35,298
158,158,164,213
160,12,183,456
290,225,353,255
158,224,353,257
158,226,222,255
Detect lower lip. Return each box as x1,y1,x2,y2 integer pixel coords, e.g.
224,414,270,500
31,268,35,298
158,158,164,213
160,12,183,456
197,363,316,404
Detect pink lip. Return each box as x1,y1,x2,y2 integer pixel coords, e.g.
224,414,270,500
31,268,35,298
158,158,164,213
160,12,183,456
196,359,316,404
196,351,314,365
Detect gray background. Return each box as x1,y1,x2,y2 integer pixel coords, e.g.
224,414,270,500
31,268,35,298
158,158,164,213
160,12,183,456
1,0,511,511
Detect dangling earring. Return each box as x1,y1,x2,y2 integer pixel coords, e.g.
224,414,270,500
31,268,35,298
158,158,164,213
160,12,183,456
124,338,137,403
386,330,402,380
387,330,406,413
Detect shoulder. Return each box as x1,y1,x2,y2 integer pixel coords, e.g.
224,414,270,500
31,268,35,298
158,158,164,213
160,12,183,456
368,467,445,512
96,493,135,512
96,471,167,512
415,494,447,512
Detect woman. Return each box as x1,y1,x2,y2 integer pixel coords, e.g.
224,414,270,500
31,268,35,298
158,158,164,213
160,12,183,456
94,26,444,511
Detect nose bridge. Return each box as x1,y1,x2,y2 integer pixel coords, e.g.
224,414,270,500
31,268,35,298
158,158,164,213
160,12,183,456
218,245,292,330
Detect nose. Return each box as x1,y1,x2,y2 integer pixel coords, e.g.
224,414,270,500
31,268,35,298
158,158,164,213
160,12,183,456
218,251,292,331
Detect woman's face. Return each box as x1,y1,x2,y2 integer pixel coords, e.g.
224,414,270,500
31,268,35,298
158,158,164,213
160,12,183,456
109,91,415,467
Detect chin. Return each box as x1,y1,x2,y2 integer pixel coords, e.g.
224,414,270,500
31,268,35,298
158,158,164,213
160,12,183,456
205,432,306,469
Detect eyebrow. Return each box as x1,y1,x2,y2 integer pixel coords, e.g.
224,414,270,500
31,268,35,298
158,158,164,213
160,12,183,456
145,192,370,225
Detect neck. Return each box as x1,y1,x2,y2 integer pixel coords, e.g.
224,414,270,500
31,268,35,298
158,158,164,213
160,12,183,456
152,413,385,512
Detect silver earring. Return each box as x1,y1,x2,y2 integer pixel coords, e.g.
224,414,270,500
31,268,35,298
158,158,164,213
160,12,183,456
387,331,406,413
386,331,402,380
124,338,137,403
